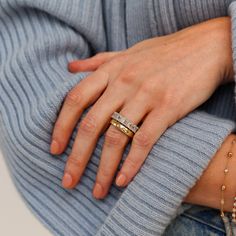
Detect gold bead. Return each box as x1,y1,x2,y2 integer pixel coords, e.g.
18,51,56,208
232,139,236,144
224,169,229,174
221,185,226,191
221,199,225,204
227,152,233,158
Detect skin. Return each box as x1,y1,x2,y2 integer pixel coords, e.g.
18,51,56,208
50,16,234,201
184,133,236,212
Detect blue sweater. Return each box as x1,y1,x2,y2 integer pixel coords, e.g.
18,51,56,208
1,0,236,235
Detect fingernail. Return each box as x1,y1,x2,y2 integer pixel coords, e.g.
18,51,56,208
93,183,103,199
50,140,59,154
116,173,127,187
62,173,73,188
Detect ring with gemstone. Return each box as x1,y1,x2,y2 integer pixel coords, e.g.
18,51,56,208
110,111,139,134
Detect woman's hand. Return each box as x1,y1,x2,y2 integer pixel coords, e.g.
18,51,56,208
50,17,233,199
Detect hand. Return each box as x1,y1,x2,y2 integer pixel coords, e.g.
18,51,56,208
50,17,233,199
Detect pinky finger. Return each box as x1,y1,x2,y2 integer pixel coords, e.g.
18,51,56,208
68,52,121,73
115,109,172,187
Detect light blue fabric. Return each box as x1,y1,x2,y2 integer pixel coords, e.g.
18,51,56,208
1,0,236,235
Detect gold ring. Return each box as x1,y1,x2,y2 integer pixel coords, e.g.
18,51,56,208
110,118,134,138
111,111,139,133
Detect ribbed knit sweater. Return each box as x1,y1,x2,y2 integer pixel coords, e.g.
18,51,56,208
1,0,236,235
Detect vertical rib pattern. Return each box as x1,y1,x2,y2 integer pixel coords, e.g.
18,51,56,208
0,0,236,235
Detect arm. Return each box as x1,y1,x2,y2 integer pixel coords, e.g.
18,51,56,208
185,133,236,212
172,0,236,214
184,15,236,213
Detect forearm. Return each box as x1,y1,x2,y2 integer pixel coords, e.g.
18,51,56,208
183,17,236,211
217,16,235,84
184,133,236,212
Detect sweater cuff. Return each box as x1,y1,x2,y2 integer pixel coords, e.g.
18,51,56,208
228,1,236,105
96,110,236,235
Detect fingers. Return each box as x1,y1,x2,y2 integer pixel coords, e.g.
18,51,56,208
68,52,121,73
50,70,109,155
115,108,172,187
52,55,126,156
92,94,152,199
61,84,126,189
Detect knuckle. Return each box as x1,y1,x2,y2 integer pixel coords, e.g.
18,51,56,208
139,81,155,95
98,53,127,73
125,158,137,170
118,71,136,84
133,131,152,148
68,154,84,167
64,88,83,107
53,121,66,137
119,75,133,84
79,113,97,134
105,127,123,147
100,167,112,178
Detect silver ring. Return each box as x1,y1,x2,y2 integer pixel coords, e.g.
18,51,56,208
111,111,139,133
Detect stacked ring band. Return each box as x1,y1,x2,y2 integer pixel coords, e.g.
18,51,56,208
110,119,135,138
111,111,139,133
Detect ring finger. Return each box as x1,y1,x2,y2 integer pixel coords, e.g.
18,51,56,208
92,94,152,199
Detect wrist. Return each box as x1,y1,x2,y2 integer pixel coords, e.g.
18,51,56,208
185,16,234,85
184,133,236,212
215,17,234,84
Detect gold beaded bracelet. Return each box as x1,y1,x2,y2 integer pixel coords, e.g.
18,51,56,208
220,138,236,219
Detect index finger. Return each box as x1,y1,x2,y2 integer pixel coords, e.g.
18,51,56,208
50,70,109,155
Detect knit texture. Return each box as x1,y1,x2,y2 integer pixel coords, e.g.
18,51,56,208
0,0,236,235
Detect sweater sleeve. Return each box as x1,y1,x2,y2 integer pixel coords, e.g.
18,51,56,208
0,1,236,236
0,1,110,236
229,1,236,105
